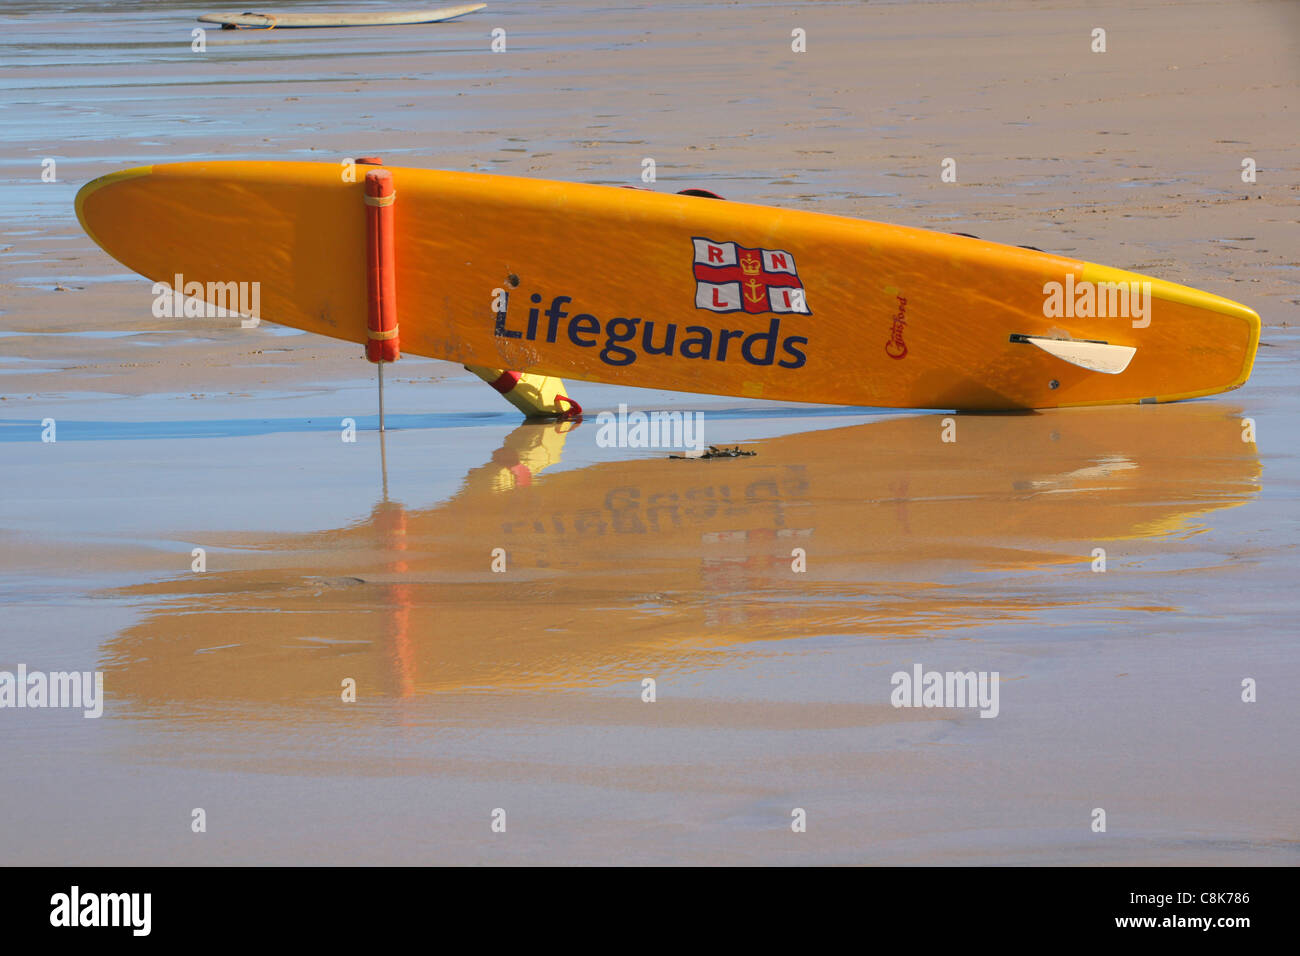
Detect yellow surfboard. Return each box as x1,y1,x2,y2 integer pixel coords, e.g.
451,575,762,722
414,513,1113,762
75,161,1260,410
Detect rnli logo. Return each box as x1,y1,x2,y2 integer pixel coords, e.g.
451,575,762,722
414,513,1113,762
692,238,811,315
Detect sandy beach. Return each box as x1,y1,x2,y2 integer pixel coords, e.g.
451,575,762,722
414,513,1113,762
1,0,1297,865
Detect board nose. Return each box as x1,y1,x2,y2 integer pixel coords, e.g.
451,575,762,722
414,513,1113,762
74,165,155,253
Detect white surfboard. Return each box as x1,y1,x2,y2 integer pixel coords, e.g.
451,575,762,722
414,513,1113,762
198,4,486,29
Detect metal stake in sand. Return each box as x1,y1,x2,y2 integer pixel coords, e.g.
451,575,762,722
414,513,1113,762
379,423,390,503
362,161,399,432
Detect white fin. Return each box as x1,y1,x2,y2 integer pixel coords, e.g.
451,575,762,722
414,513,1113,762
1026,456,1138,491
1022,336,1136,374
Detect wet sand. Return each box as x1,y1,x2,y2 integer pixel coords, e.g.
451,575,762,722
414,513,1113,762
1,0,1298,864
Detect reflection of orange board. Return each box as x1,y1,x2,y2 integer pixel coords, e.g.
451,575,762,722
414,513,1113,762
76,161,1259,410
103,404,1259,701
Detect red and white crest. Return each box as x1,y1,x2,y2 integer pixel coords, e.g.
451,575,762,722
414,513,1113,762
692,238,811,315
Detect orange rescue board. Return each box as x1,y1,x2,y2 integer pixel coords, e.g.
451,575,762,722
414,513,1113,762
75,161,1260,410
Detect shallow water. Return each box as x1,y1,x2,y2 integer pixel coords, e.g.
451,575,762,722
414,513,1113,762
1,0,1297,865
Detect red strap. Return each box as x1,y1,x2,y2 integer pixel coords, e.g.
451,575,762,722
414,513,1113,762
364,169,399,363
555,394,583,419
488,370,522,394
